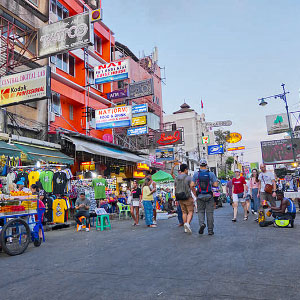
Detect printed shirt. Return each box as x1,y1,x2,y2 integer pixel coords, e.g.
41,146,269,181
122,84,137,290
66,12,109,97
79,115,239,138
28,171,40,188
249,177,259,189
92,178,107,199
232,176,246,194
132,188,142,199
258,172,275,192
53,172,68,195
52,198,68,223
39,171,54,193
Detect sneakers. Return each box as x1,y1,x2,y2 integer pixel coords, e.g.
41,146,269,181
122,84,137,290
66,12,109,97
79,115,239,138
251,209,255,214
199,223,206,234
184,223,192,234
86,228,90,232
153,220,157,225
78,225,83,231
208,231,214,236
232,218,237,222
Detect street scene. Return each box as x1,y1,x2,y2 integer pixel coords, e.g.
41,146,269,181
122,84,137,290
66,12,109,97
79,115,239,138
0,1,300,299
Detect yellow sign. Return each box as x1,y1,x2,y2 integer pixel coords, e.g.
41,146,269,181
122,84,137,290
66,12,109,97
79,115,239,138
133,171,145,178
132,115,147,127
227,146,245,151
137,163,150,171
226,132,242,144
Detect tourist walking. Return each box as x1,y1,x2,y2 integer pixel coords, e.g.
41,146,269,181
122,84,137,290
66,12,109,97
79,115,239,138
249,168,260,220
174,164,194,234
142,178,157,228
226,177,233,205
193,159,218,235
130,180,142,226
231,169,247,222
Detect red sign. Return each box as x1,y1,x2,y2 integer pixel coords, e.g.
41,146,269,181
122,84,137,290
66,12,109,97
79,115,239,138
154,130,183,146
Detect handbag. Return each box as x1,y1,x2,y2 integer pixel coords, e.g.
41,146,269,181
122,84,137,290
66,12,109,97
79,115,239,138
262,175,273,194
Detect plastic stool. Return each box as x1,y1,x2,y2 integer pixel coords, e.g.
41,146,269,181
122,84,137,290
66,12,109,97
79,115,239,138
96,214,111,231
77,216,90,231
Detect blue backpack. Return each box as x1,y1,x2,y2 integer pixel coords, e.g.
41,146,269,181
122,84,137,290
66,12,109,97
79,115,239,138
197,170,212,195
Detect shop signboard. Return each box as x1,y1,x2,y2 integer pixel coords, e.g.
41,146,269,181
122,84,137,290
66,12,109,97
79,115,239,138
133,170,145,178
94,60,129,84
128,78,154,100
38,13,93,58
132,103,148,114
227,146,245,151
155,148,174,162
106,89,128,100
149,154,165,168
226,132,242,143
127,125,148,136
208,144,224,155
206,120,232,127
131,115,147,127
0,66,51,107
201,136,210,144
137,163,150,171
95,106,132,129
154,129,183,147
266,113,290,135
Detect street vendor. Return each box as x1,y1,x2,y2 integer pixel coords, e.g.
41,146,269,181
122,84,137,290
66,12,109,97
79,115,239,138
270,190,296,220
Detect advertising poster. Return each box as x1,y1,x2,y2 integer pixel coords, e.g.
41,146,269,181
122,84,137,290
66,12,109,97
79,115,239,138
266,113,290,135
95,106,132,129
155,148,174,162
0,66,51,107
207,144,224,155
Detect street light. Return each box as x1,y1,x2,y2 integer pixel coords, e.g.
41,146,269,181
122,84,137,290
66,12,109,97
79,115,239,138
258,83,296,162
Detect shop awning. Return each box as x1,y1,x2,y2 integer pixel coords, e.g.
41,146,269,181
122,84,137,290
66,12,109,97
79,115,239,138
13,143,74,165
67,136,149,164
0,141,21,157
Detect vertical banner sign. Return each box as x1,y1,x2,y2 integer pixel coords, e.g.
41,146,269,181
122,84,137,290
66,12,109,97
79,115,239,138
128,79,154,100
94,60,129,84
38,13,93,58
95,106,132,129
155,148,174,162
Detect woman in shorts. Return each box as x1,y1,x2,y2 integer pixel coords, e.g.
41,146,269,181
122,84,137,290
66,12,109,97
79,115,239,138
130,180,142,226
232,169,247,222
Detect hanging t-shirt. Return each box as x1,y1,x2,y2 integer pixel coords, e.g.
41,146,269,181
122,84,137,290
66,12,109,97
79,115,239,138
15,171,29,187
6,172,16,187
43,197,53,223
92,178,107,199
28,171,40,188
39,171,54,193
52,198,68,223
53,172,68,195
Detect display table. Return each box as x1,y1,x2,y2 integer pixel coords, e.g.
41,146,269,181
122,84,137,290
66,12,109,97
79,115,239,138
284,192,300,199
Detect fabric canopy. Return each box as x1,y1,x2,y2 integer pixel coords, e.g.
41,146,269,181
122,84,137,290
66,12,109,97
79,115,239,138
0,141,21,157
13,143,74,165
66,136,149,164
139,170,174,183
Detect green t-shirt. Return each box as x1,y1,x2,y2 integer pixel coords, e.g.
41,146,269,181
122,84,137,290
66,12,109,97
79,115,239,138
92,178,107,199
39,171,54,193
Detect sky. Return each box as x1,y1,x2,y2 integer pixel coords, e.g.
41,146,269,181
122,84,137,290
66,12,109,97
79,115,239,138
102,0,300,163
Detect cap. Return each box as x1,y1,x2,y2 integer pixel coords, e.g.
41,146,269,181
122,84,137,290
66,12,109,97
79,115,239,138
16,181,24,185
199,159,207,166
234,169,241,172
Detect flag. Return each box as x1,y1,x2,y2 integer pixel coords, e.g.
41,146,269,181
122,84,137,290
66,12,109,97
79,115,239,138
201,99,204,109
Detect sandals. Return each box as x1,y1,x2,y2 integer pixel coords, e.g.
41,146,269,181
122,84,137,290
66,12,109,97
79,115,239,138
244,216,248,221
232,218,237,222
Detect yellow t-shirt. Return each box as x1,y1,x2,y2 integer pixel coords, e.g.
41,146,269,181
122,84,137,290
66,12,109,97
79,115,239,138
142,186,153,201
28,171,40,188
53,199,67,223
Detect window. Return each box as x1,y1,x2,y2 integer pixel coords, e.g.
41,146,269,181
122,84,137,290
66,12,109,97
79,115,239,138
88,70,103,91
51,93,61,116
152,95,155,103
172,123,177,131
50,0,69,20
118,80,125,89
51,53,75,76
28,0,38,7
156,97,159,105
69,105,73,120
94,34,102,54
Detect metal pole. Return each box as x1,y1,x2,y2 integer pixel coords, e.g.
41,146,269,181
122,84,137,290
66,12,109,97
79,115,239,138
282,83,297,162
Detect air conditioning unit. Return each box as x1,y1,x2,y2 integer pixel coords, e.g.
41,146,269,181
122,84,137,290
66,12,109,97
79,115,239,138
49,112,56,122
50,63,56,73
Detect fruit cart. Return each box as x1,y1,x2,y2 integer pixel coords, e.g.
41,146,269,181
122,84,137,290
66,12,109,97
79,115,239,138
0,192,45,256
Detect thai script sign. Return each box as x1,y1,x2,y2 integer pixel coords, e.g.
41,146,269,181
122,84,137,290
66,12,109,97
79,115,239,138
127,126,148,136
94,60,129,84
154,130,183,146
132,103,148,114
266,113,290,135
132,115,147,127
208,144,224,155
128,78,154,100
155,148,174,162
95,106,132,129
106,89,128,100
0,66,51,107
206,120,232,127
227,146,245,151
38,13,92,58
226,132,242,144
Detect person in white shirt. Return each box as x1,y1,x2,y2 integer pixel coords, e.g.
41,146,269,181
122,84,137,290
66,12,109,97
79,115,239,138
258,164,276,207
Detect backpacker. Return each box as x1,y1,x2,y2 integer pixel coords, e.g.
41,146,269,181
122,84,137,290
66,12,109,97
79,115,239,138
197,170,212,195
175,174,191,200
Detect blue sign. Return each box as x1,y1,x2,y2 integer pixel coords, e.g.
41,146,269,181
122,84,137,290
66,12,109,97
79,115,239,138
132,104,148,114
208,144,224,155
127,126,148,136
155,148,174,162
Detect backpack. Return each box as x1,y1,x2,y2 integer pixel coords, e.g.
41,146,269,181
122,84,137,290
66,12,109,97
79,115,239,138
175,174,191,201
197,170,212,195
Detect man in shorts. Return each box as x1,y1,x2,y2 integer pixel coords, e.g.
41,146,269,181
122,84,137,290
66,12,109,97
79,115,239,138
258,164,276,207
231,169,247,222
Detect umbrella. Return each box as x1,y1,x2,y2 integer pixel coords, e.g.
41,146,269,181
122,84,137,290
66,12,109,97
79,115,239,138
139,170,174,184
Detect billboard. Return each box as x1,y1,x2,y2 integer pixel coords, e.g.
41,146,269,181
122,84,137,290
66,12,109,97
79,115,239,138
127,125,148,136
0,66,51,107
132,115,147,127
95,106,132,129
266,113,290,135
38,13,93,58
155,148,174,162
206,120,232,127
106,89,128,100
132,104,148,114
261,139,300,164
208,144,224,155
201,136,210,144
154,130,183,146
94,60,129,84
227,146,245,151
128,78,154,100
226,132,242,143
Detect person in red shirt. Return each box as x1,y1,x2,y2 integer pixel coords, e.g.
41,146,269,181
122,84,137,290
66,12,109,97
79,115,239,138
232,169,247,222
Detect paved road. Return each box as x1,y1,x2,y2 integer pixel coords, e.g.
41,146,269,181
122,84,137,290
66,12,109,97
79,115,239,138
1,203,300,300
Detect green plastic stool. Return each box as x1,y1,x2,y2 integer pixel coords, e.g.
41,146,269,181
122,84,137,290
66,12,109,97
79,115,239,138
96,214,111,231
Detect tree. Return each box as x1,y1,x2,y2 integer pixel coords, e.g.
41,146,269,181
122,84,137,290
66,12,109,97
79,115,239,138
226,156,234,171
214,129,230,174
